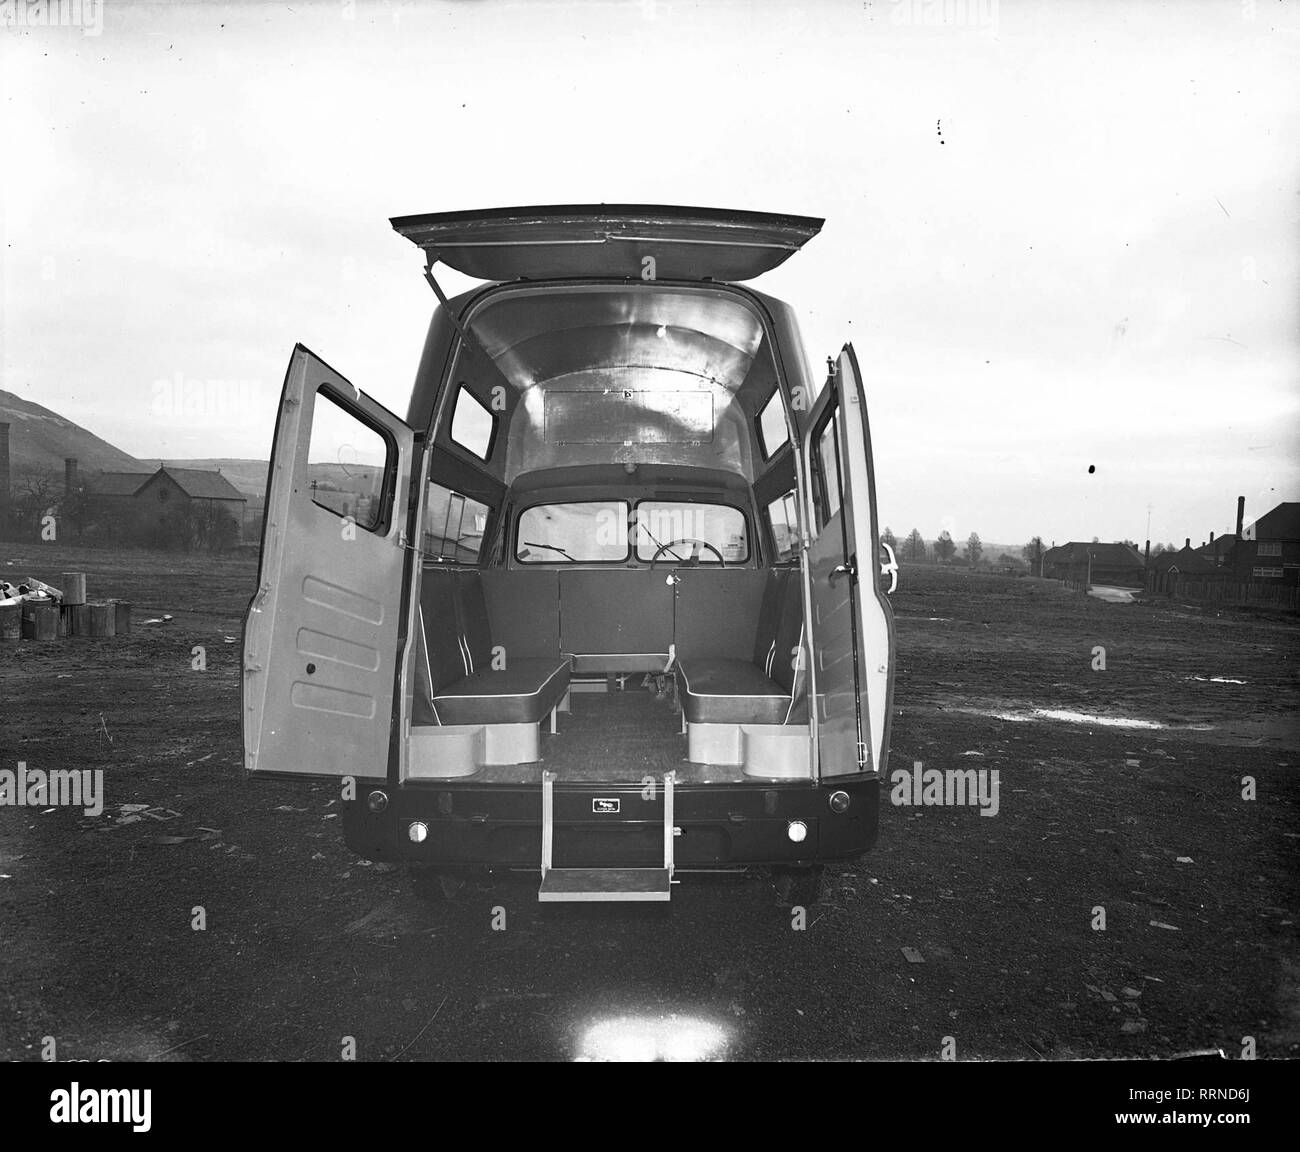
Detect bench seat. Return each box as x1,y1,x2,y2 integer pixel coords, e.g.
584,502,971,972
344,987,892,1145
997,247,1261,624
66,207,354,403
432,657,570,725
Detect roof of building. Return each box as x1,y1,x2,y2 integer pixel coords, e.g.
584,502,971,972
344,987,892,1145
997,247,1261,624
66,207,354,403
92,472,153,496
1195,534,1237,556
1244,501,1300,542
93,466,246,502
1042,542,1144,567
1153,546,1220,574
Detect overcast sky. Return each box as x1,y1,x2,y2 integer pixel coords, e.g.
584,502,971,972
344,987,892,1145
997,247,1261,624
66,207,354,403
3,0,1297,546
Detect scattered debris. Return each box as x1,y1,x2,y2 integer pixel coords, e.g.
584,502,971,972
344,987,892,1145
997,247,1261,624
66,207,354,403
1175,856,1194,864
901,947,925,964
1149,920,1181,931
1120,1019,1148,1034
1121,987,1142,998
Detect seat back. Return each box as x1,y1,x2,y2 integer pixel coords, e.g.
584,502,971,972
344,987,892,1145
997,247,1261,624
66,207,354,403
480,570,561,658
672,569,768,661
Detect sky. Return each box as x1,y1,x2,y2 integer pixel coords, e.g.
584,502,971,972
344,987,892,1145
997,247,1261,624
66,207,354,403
3,0,1297,547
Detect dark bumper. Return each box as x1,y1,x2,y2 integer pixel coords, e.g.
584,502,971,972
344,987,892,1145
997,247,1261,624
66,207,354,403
343,776,879,869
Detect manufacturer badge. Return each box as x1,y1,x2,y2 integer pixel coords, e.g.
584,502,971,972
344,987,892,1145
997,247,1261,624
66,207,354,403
592,798,620,814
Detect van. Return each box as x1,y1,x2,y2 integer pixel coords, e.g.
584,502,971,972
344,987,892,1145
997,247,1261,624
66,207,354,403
242,205,896,904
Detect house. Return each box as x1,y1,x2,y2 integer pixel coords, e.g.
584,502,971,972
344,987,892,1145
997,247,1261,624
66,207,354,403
90,465,247,545
1042,542,1144,587
1151,542,1220,576
1236,501,1300,585
1195,532,1237,569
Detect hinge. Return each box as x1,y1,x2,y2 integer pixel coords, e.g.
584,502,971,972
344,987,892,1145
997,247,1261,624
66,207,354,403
856,741,868,769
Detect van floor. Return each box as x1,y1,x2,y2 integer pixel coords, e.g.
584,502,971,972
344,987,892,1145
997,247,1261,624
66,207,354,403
470,688,749,784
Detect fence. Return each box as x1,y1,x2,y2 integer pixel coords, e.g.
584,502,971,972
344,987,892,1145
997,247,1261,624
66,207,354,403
1146,571,1299,611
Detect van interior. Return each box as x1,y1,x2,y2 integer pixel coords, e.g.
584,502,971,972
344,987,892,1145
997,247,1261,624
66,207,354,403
392,282,816,784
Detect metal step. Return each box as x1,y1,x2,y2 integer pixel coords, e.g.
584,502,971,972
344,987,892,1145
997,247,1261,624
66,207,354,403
539,867,672,902
539,770,678,902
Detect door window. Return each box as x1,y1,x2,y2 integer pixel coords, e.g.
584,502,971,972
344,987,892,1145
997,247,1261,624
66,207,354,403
306,387,392,533
813,408,843,527
450,385,496,460
765,491,800,563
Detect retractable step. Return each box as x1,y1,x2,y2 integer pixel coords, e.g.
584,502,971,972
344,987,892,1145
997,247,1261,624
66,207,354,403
539,867,671,902
538,771,678,903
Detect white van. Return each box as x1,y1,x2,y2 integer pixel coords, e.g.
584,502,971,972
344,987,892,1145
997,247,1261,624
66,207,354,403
243,205,895,904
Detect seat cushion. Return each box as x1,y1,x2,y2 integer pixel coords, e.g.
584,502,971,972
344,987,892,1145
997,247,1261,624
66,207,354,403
432,657,570,725
677,657,793,725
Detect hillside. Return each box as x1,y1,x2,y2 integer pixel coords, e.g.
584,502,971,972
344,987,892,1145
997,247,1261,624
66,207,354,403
0,390,144,476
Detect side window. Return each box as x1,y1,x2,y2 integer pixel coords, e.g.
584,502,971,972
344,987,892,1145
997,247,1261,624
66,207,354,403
757,387,789,459
307,387,392,533
813,409,843,527
450,385,495,461
765,491,800,563
424,482,492,562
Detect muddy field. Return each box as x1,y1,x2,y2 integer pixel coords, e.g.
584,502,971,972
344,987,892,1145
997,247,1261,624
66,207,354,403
1,545,1296,1061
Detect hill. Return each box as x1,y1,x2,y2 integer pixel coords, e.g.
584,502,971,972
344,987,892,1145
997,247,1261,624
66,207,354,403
0,390,145,477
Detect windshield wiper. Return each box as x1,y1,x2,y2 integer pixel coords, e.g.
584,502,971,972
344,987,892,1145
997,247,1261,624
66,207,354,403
636,520,684,563
522,541,578,562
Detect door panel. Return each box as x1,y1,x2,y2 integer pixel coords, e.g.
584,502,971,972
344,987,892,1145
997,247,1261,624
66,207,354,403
243,345,414,777
802,345,895,777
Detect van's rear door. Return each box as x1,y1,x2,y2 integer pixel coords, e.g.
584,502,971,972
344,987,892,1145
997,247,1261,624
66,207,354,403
243,345,414,778
802,345,895,777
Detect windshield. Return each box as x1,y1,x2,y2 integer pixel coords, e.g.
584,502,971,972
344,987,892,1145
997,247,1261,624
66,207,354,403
635,501,748,563
517,501,628,563
516,499,748,564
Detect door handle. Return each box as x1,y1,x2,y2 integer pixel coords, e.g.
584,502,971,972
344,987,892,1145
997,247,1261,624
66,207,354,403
828,563,855,587
879,541,899,595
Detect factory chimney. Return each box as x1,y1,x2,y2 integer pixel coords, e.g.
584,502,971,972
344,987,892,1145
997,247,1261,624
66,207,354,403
1235,496,1245,540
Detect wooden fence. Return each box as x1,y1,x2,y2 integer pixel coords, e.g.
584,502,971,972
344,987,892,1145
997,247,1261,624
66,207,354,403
1146,571,1299,610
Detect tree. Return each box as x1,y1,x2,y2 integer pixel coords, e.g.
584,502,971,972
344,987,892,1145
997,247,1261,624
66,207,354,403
996,552,1026,570
881,526,897,553
1091,535,1100,544
934,530,956,563
905,528,926,562
1022,536,1045,573
964,532,983,566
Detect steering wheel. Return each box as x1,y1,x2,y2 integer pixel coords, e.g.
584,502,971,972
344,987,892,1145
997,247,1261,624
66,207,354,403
649,538,726,568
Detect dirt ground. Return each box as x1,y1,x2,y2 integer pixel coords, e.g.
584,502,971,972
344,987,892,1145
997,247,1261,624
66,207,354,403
1,545,1296,1062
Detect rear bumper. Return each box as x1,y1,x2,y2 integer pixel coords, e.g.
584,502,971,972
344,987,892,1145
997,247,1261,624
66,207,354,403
343,776,879,869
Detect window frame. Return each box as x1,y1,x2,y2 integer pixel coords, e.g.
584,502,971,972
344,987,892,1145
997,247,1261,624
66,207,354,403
423,480,493,564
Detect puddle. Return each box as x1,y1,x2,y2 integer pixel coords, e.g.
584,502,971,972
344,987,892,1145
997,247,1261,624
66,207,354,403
956,706,1165,730
1087,586,1139,604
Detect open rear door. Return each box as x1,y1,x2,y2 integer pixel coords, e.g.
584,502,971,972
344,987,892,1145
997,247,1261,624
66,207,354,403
802,345,895,777
243,345,414,778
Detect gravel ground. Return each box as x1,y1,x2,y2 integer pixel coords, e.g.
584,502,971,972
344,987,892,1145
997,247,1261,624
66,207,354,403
1,546,1296,1061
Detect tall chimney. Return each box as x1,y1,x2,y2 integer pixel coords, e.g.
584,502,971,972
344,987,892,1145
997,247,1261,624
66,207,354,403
1144,539,1151,566
1209,531,1215,543
64,457,79,498
0,422,10,533
1185,537,1191,549
1235,496,1245,540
